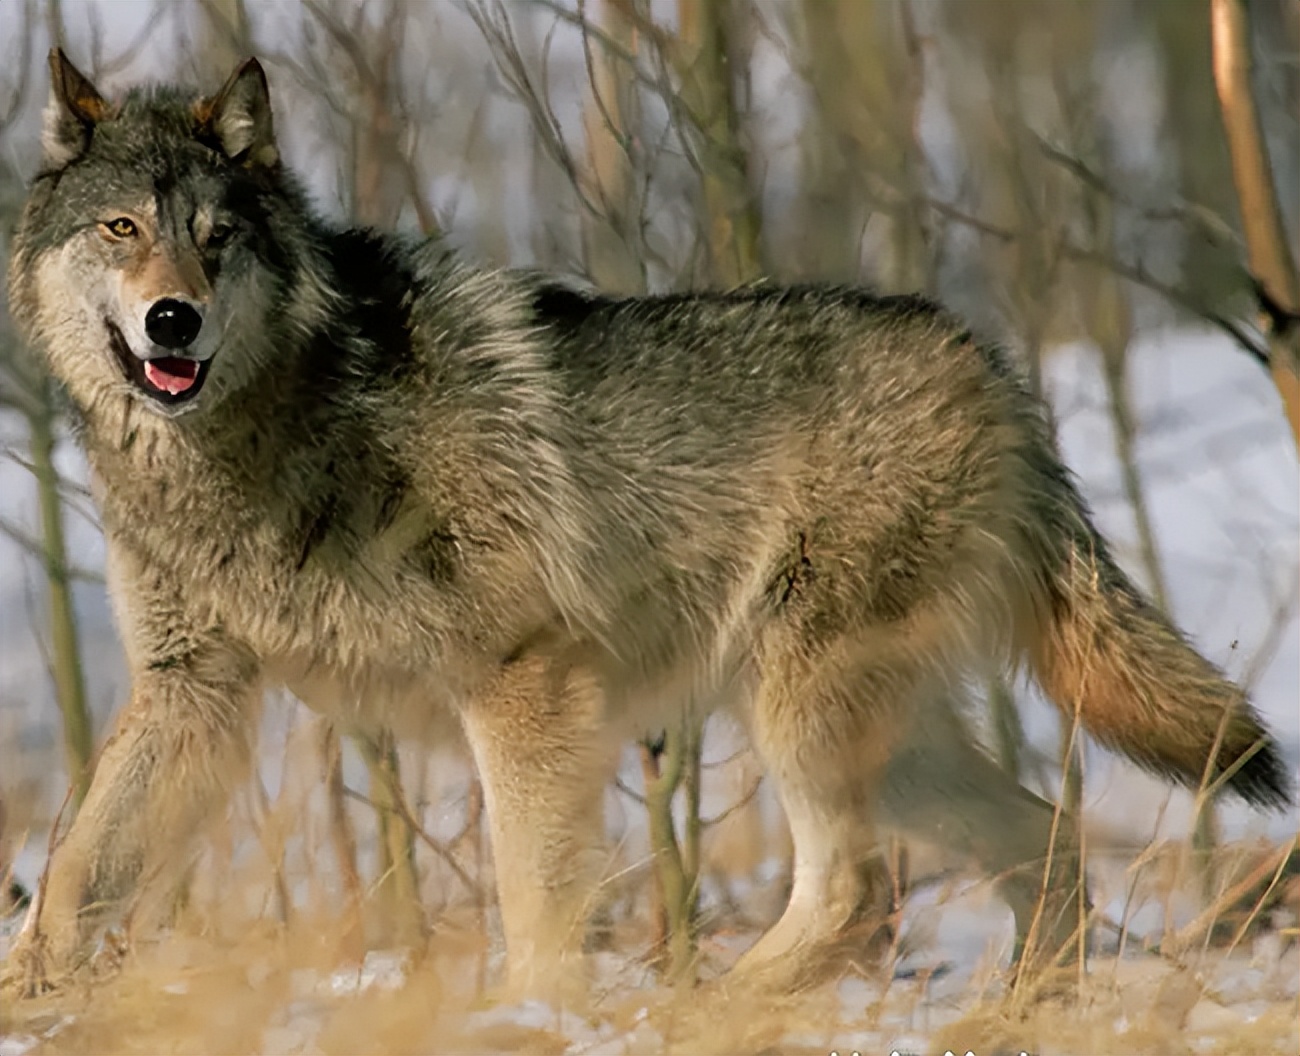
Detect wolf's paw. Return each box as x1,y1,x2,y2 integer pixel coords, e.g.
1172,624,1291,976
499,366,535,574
1,932,66,1000
727,910,897,998
1,923,127,1000
496,955,593,1010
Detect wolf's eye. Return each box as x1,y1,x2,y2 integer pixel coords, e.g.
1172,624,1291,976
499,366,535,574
104,217,137,238
207,221,235,249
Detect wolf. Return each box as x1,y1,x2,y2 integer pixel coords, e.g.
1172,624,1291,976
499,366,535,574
2,51,1291,999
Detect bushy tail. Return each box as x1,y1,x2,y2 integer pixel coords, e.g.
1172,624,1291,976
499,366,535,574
1019,466,1292,810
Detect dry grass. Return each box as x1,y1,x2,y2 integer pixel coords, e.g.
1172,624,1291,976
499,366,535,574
1,712,1297,1056
2,902,1296,1055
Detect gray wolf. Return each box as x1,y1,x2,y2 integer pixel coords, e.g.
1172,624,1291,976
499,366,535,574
3,51,1290,998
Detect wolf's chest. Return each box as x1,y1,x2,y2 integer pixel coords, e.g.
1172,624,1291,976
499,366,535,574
201,517,459,667
110,475,548,689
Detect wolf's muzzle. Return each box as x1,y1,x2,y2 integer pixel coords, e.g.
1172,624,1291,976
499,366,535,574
108,316,213,411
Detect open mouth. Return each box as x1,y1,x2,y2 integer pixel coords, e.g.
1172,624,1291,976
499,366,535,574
107,321,212,408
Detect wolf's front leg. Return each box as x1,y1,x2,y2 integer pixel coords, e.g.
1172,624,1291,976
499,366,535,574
458,654,616,1001
3,644,260,996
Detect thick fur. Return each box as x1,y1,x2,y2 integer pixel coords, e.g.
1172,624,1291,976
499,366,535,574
4,53,1290,997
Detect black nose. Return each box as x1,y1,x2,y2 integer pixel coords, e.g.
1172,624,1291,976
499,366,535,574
145,298,203,350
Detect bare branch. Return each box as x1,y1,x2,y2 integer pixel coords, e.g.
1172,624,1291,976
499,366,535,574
701,776,763,829
0,516,104,583
921,196,1272,369
342,778,479,901
1033,135,1240,245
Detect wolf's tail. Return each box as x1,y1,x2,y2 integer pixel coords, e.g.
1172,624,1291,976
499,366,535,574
1014,454,1292,810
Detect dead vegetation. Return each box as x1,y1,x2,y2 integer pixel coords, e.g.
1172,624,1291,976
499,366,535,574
1,739,1297,1054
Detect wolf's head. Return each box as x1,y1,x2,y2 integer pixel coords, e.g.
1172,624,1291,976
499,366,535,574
8,51,327,422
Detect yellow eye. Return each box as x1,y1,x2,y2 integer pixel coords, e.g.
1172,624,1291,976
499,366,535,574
105,217,137,238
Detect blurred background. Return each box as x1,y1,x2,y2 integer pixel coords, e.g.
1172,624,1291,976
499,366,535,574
0,0,1296,1029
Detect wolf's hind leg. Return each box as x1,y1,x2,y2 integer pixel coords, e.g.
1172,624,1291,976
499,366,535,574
458,654,616,1001
878,691,1088,973
729,641,914,992
3,654,260,996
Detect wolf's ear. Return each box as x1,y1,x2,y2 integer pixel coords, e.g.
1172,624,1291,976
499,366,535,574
197,58,279,170
43,49,111,167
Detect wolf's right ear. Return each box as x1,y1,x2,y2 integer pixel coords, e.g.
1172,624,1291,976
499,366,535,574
196,58,279,171
43,49,111,168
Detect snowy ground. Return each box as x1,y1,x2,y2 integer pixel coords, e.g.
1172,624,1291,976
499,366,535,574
1,881,1297,1055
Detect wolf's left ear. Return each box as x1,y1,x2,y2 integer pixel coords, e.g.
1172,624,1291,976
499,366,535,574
197,58,279,170
43,49,112,167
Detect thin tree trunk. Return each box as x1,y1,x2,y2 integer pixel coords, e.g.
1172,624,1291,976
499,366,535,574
29,388,93,807
640,729,694,982
581,0,645,293
355,729,423,945
675,0,762,286
195,0,253,77
1100,348,1166,613
679,712,703,898
794,0,866,282
1211,0,1300,448
638,742,669,955
320,721,365,953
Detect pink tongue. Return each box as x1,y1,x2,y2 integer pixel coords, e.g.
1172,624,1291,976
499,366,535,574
144,357,199,395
